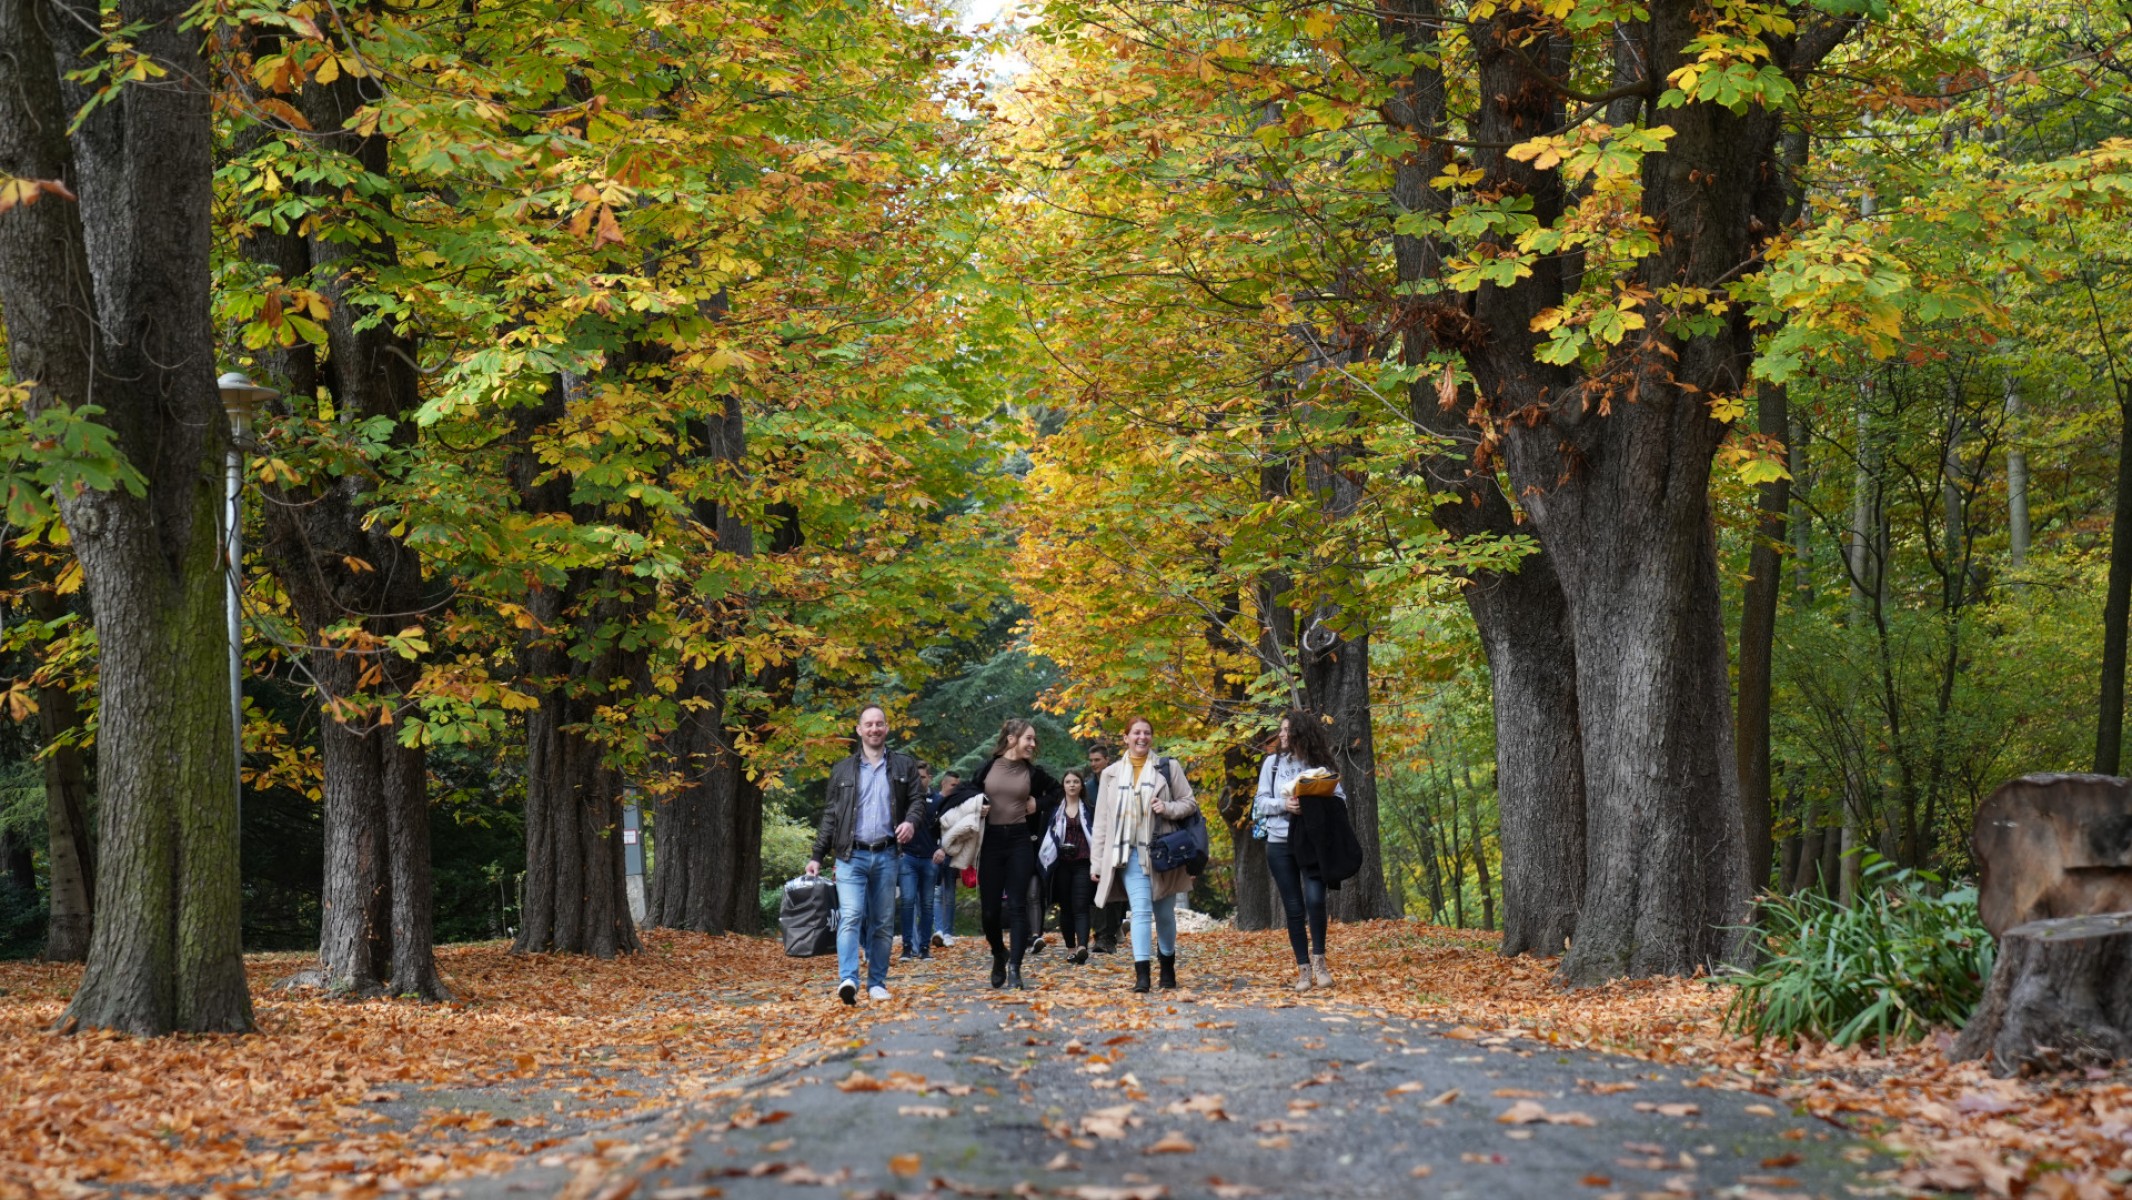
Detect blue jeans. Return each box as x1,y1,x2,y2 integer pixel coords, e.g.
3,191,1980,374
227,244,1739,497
834,847,897,988
1121,847,1177,962
935,863,958,936
898,854,937,953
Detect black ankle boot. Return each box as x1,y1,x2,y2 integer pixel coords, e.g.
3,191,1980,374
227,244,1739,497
1008,963,1025,990
1070,946,1088,965
990,951,1007,988
1132,960,1152,993
1158,953,1177,989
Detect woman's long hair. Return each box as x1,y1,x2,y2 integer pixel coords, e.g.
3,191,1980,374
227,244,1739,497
1284,710,1337,770
991,717,1036,758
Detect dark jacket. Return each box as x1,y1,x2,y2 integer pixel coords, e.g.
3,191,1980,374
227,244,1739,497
944,756,1064,840
1291,791,1363,889
811,749,929,865
906,789,945,859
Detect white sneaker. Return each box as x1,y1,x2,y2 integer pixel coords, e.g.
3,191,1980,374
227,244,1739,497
938,933,957,947
838,978,858,1005
868,985,891,1002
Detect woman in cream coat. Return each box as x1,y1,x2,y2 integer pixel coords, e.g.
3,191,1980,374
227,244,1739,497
1090,716,1199,993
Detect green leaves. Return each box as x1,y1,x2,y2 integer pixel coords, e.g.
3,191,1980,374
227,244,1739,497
0,389,149,537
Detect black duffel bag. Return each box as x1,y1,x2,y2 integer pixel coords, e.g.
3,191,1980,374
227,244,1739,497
779,874,840,957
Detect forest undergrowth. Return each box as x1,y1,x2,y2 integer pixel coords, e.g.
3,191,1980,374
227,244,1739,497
0,926,2121,1199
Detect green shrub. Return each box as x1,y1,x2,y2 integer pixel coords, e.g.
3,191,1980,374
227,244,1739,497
1723,856,1993,1047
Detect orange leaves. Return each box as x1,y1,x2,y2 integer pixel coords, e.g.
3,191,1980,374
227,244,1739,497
0,176,77,214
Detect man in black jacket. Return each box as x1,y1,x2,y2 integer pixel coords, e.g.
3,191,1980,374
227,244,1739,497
807,705,928,1004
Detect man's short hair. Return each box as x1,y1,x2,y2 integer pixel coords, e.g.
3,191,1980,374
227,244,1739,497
1087,742,1116,758
857,704,887,723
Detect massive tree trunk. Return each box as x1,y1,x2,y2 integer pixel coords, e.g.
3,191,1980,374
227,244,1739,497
1379,0,1587,955
0,0,253,1034
239,66,445,999
1459,3,1847,981
511,377,642,958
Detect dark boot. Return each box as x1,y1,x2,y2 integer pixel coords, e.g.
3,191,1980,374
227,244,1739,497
1007,963,1025,990
1132,960,1152,993
990,950,1007,989
1157,953,1177,989
1070,946,1088,965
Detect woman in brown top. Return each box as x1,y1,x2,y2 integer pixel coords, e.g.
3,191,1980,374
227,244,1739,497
944,719,1062,990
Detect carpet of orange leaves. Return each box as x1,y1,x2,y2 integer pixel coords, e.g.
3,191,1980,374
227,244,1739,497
1,923,2124,1199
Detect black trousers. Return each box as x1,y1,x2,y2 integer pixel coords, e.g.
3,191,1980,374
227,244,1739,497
979,829,1036,966
1093,892,1126,946
1265,840,1329,963
1054,864,1095,947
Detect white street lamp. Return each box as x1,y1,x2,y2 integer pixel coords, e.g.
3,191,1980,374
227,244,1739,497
217,371,276,826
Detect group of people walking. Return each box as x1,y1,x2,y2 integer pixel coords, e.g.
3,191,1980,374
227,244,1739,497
806,704,1358,1004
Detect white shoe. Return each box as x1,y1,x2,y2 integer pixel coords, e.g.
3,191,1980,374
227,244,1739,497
838,978,858,1005
938,933,957,947
869,985,891,1002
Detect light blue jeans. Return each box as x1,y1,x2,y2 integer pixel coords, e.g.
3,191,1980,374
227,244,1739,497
1121,847,1177,962
834,847,897,988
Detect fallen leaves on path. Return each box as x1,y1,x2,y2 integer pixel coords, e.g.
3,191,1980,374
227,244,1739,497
3,922,2127,1199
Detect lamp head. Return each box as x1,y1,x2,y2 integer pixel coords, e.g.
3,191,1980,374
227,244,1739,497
216,372,277,441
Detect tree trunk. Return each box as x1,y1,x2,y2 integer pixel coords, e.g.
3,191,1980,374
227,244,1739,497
1295,421,1395,923
1465,1,1798,981
0,0,252,1034
647,399,760,935
1465,557,1585,955
1237,385,1297,934
1954,912,2132,1076
24,587,95,962
233,61,446,1000
1378,0,1587,954
1736,382,1790,895
515,606,644,958
510,377,642,958
645,396,800,937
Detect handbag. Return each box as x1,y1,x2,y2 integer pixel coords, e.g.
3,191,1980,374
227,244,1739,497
778,876,840,958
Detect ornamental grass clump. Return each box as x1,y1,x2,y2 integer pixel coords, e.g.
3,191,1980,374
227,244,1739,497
1724,857,1994,1048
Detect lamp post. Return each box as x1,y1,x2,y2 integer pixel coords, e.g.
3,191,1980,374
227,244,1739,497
216,372,276,825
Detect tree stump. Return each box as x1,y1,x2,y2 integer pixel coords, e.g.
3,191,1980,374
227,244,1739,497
1953,911,2132,1075
1971,774,2132,936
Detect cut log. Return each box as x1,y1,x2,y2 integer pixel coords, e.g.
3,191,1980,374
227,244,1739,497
1953,911,2132,1075
1971,773,2132,937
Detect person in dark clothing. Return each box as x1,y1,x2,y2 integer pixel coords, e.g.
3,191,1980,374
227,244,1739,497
1083,741,1127,954
899,763,941,959
1043,769,1097,963
943,719,1062,990
805,705,929,1005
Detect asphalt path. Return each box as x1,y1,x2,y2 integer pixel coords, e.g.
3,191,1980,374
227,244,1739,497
463,942,1882,1200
